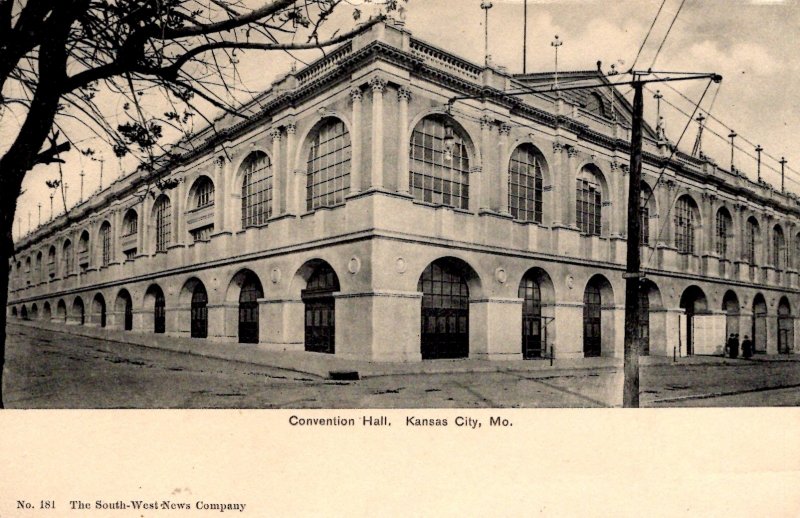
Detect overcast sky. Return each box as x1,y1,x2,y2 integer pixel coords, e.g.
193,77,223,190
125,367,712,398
12,0,800,240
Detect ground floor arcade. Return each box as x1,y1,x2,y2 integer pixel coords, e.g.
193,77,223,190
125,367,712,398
8,237,800,361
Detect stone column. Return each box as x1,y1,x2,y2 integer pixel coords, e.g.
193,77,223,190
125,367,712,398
139,196,151,256
285,122,298,214
173,176,187,245
552,302,584,358
498,123,511,214
349,88,363,194
656,179,675,246
270,128,283,215
552,142,566,226
259,298,304,351
397,86,411,195
213,156,228,232
470,297,523,360
369,77,387,190
703,194,716,255
479,115,493,211
566,146,579,228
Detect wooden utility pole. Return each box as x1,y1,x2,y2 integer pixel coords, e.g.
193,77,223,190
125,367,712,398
623,78,644,408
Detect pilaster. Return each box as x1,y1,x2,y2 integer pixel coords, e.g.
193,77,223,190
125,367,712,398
369,76,387,190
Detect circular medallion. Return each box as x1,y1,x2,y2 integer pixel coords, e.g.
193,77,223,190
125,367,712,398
495,267,507,284
270,267,281,284
395,257,407,274
348,256,361,275
566,275,574,290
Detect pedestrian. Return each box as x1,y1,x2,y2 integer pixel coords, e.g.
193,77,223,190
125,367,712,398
731,333,740,359
742,335,753,359
725,333,734,357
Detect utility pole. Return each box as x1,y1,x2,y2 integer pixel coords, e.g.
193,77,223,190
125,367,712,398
522,0,528,74
755,145,763,183
780,157,787,193
481,1,493,67
654,90,665,141
79,170,85,202
623,77,644,408
551,35,562,89
728,129,737,173
49,191,54,220
37,203,41,226
98,157,105,191
691,113,705,157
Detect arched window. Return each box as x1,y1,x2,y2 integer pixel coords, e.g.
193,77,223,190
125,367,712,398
410,115,470,210
62,239,73,275
508,144,544,223
193,176,215,209
674,195,698,254
716,208,732,260
47,246,56,278
78,230,90,269
123,209,138,236
240,152,272,227
35,252,42,283
576,166,602,236
153,195,172,252
773,225,786,270
519,274,543,359
585,92,607,118
191,283,208,339
640,186,651,246
99,221,112,266
307,118,351,211
746,217,759,264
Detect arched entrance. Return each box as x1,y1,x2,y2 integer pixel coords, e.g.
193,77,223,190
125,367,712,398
638,279,662,356
752,294,768,354
418,258,475,360
73,297,85,325
679,286,708,355
722,290,740,339
56,299,67,321
583,281,602,357
237,271,263,344
518,267,555,359
145,285,166,333
10,307,17,318
43,301,51,320
778,297,792,354
191,282,208,339
302,261,340,354
116,289,133,331
93,294,106,328
30,303,38,320
20,305,28,320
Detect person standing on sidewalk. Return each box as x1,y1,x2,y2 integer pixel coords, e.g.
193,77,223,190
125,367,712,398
742,335,753,359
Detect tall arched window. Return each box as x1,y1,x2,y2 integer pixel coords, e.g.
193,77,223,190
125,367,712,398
240,152,272,227
773,225,786,270
35,252,42,283
410,115,470,210
99,221,112,266
47,245,56,278
585,92,607,118
123,209,138,236
576,166,602,236
62,239,73,275
307,118,351,211
716,208,732,260
674,195,698,254
78,230,90,269
508,144,544,223
746,217,759,264
153,195,172,252
193,176,215,209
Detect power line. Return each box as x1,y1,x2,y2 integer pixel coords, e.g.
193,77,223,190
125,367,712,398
649,0,688,70
630,0,668,71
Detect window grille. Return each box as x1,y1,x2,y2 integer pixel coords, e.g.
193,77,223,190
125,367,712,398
746,219,758,264
241,152,272,227
307,119,351,211
195,177,215,208
154,197,172,252
409,116,469,210
576,171,602,236
509,144,543,223
716,210,731,259
100,222,112,266
674,197,696,254
123,210,138,236
774,228,786,270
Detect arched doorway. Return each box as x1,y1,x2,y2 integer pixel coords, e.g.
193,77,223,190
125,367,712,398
237,271,263,344
752,294,768,354
418,258,474,360
777,297,792,354
518,267,555,359
679,286,708,356
722,290,740,339
145,285,166,333
583,281,602,357
56,299,67,321
20,305,28,320
93,294,107,328
30,303,38,320
73,297,85,325
116,289,133,331
191,282,208,339
302,262,340,354
10,307,17,318
43,302,51,320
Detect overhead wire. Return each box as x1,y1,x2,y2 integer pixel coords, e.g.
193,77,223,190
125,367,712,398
630,0,668,71
649,0,688,70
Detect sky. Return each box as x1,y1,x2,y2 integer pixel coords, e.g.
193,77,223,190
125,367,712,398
9,0,800,240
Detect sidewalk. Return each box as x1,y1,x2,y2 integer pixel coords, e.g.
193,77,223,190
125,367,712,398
8,320,797,379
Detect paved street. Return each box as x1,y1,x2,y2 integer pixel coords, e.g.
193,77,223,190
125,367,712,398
4,324,800,408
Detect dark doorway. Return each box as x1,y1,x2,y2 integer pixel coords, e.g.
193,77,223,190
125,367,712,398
94,295,107,328
151,287,166,334
679,286,708,356
238,273,263,344
117,290,133,331
191,283,208,339
519,274,543,359
74,298,85,325
753,294,767,353
778,297,792,354
303,262,340,354
722,291,740,339
583,283,602,357
419,259,470,360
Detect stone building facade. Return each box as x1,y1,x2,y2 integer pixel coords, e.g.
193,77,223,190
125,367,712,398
7,20,800,361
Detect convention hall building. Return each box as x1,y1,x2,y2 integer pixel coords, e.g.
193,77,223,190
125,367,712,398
7,19,799,361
